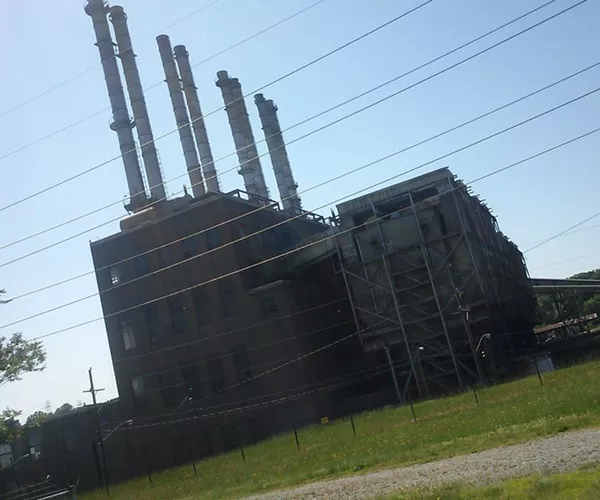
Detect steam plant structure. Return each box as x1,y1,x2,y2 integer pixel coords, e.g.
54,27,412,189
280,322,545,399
82,0,536,480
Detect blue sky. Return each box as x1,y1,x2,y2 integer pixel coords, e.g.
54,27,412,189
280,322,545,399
0,0,598,418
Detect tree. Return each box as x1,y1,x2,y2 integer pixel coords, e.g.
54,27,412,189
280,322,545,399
0,289,46,387
0,408,22,443
54,403,74,416
24,411,50,429
0,333,46,387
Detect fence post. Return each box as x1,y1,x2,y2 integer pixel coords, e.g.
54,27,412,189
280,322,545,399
91,441,104,490
350,416,356,437
532,356,544,386
144,447,153,484
189,446,197,476
239,446,246,463
471,385,480,406
407,393,417,422
293,423,300,450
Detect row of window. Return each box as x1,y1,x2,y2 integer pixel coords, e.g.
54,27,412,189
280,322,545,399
131,347,252,407
108,225,300,287
109,228,222,286
119,289,278,351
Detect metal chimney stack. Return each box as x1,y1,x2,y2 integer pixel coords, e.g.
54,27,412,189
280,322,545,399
254,94,302,212
157,34,205,198
174,45,220,193
109,5,166,203
215,71,269,200
85,0,146,211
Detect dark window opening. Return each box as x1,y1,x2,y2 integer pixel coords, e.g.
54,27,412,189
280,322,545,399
192,288,211,327
207,357,226,394
159,374,179,408
145,304,161,343
181,235,197,260
233,347,252,384
260,296,278,316
168,297,188,334
238,224,250,245
133,255,149,277
206,228,221,250
181,363,202,399
219,280,235,318
159,246,174,268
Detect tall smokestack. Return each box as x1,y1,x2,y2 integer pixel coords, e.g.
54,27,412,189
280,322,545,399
254,94,301,212
215,71,269,200
156,34,205,198
173,45,220,193
85,0,146,211
109,6,166,203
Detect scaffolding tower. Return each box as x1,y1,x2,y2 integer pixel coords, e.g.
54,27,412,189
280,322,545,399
334,168,535,399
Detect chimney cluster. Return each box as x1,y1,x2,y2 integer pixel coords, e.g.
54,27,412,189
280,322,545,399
86,0,301,213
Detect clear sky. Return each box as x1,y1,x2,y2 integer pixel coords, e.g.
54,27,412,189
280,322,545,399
0,0,598,418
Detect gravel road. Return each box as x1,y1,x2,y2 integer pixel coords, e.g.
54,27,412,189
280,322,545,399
248,429,600,499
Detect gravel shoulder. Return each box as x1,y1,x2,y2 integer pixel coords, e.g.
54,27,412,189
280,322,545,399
247,428,600,499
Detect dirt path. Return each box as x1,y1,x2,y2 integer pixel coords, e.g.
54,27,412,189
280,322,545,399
248,429,600,499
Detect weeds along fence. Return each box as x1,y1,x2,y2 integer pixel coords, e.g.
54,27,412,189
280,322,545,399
2,350,590,497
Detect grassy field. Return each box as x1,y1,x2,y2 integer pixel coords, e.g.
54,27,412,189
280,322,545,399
393,464,600,499
83,361,600,499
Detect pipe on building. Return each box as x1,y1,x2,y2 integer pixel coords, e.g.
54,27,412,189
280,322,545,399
215,70,269,200
156,34,205,198
85,0,146,211
173,45,220,193
254,94,301,212
109,6,166,203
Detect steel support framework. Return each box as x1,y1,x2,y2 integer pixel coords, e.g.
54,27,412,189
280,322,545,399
335,171,535,399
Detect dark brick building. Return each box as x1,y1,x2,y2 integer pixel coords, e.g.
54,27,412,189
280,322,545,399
89,190,369,471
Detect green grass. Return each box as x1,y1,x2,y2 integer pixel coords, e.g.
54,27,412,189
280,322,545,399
83,361,600,499
391,464,600,499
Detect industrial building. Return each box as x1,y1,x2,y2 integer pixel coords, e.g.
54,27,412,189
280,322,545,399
3,0,535,489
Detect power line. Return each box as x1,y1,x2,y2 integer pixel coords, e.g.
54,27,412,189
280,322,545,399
0,0,430,207
3,83,598,330
0,0,226,120
524,209,600,253
114,364,395,429
0,0,567,254
2,9,593,276
26,125,600,342
0,0,329,165
9,62,598,303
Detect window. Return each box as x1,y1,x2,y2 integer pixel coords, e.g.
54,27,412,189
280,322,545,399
0,443,12,470
207,357,225,394
192,288,211,327
181,363,202,399
120,320,136,350
233,347,252,384
145,304,161,343
132,376,144,397
219,280,235,318
181,235,197,260
238,224,250,245
110,266,121,285
159,246,174,268
260,295,278,317
206,228,221,250
134,255,149,277
168,297,187,334
159,374,179,408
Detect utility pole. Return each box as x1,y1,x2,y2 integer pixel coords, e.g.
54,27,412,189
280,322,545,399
83,368,108,494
